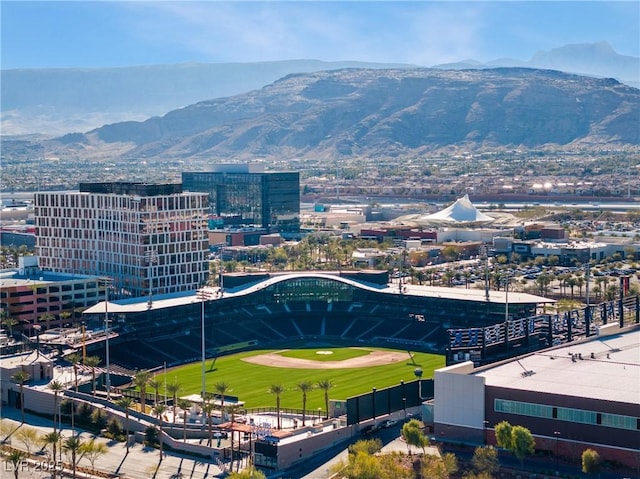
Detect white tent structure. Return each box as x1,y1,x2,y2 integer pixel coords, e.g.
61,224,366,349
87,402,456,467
422,194,494,224
391,195,520,228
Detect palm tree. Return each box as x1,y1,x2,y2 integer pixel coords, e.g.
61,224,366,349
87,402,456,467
134,370,152,413
166,380,181,424
39,312,55,330
214,381,231,421
153,403,167,459
177,398,192,441
11,369,30,423
83,355,101,395
48,380,65,435
268,384,285,430
148,376,161,406
296,381,314,426
41,431,61,478
1,315,18,337
66,353,81,392
5,450,28,479
201,397,216,446
116,397,133,453
63,434,84,479
316,379,334,419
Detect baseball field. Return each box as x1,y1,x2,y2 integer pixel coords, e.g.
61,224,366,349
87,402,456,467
153,345,446,410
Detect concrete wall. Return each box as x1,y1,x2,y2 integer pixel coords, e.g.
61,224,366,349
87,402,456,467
433,361,485,443
276,422,356,470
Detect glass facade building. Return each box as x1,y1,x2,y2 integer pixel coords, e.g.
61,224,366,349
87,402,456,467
182,166,300,233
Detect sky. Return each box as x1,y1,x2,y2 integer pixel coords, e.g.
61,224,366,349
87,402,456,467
1,1,639,70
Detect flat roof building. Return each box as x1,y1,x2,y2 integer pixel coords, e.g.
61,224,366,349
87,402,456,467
182,164,300,234
34,182,209,300
433,324,640,469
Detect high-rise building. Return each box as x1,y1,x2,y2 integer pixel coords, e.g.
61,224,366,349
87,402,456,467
34,182,209,299
182,164,300,233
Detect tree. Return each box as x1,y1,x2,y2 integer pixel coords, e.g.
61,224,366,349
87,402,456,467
214,381,231,421
5,449,28,479
41,431,61,478
401,419,428,454
494,421,513,450
79,438,108,472
153,403,167,459
511,425,535,465
64,435,85,479
582,448,601,474
48,380,65,435
11,369,30,423
201,398,216,446
227,468,266,479
116,396,133,453
471,445,499,475
166,379,181,424
148,376,161,405
66,353,81,392
134,370,152,413
268,384,285,430
296,380,314,426
1,315,19,337
177,398,192,441
83,355,101,395
349,438,383,456
495,421,535,466
317,379,334,419
16,426,39,454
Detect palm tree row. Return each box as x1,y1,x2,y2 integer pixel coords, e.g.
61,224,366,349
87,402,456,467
269,379,334,430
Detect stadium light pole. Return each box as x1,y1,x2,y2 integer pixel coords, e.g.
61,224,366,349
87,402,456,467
100,277,113,400
197,287,212,400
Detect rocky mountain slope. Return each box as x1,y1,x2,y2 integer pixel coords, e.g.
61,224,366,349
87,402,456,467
41,67,639,162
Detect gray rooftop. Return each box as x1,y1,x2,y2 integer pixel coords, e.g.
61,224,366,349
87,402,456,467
475,326,640,405
83,272,553,315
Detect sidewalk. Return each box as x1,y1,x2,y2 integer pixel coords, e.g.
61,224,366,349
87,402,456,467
1,407,226,479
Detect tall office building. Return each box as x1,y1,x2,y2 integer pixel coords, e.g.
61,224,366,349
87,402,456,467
34,182,209,299
182,164,300,233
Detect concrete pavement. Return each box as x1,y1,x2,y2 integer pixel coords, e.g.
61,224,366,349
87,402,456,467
1,407,226,479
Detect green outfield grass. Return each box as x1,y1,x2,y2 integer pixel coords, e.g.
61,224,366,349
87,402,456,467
277,347,371,361
150,347,445,411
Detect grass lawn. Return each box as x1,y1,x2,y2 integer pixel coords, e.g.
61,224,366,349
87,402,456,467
277,347,371,361
150,347,445,410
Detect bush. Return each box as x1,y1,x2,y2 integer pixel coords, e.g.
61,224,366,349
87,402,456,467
144,426,159,447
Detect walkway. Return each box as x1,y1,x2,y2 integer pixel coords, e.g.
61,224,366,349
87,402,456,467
1,407,226,479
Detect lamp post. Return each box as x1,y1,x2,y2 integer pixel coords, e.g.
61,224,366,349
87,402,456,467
553,430,561,468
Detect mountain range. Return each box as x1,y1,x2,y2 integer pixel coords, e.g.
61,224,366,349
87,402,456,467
1,42,638,137
25,67,639,163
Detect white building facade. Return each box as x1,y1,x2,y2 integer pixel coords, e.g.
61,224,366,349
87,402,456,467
34,183,209,299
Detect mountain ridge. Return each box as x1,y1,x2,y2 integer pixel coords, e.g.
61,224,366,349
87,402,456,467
32,67,638,163
1,42,637,136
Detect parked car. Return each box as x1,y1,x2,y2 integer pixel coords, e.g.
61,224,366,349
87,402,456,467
380,419,397,428
360,424,380,436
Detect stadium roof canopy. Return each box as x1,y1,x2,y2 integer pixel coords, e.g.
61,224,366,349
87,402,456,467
83,272,553,315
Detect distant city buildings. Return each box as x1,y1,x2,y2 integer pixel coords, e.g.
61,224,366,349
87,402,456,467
182,164,300,235
34,182,209,299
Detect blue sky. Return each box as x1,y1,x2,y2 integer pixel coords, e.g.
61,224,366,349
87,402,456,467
2,1,638,69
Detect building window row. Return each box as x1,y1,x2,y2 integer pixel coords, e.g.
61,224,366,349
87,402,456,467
494,398,639,431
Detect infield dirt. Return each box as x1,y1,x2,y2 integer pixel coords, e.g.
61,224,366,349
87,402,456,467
241,348,409,369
